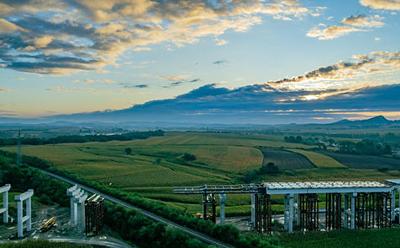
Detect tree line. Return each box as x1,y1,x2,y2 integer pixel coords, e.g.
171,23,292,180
1,150,280,248
0,151,211,248
0,130,164,146
338,139,392,156
284,135,393,156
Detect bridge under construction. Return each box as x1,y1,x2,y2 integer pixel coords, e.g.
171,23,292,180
173,179,400,233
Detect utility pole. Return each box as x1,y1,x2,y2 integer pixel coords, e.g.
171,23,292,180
16,129,22,166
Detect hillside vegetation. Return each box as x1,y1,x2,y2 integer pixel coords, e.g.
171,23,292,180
2,131,400,216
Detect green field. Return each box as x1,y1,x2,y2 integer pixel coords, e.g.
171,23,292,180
3,131,400,216
324,152,400,169
288,149,345,168
281,228,400,248
260,147,314,170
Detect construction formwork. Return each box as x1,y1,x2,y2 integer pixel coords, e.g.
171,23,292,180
85,194,105,236
299,193,319,232
325,193,341,231
174,179,400,234
202,193,217,223
254,193,272,233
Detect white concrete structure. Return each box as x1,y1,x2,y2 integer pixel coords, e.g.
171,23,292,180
0,184,11,223
15,189,34,238
67,185,78,224
175,179,400,233
262,181,394,232
219,193,226,224
350,192,356,229
67,185,87,229
76,192,88,230
250,193,256,227
288,194,294,233
262,181,393,195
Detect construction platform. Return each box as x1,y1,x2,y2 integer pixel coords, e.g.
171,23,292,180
173,179,400,233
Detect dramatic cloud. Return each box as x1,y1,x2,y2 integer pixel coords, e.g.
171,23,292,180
56,83,400,124
0,18,23,32
40,49,400,123
360,0,400,10
341,15,384,27
0,0,317,74
120,83,149,89
307,15,384,40
307,25,362,40
265,51,400,100
33,35,54,48
213,60,228,65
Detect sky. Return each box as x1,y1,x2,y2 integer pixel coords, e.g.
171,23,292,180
0,0,399,120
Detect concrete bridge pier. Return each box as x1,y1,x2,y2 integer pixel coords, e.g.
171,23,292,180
250,193,256,228
15,189,34,238
391,190,395,222
287,194,294,233
219,193,226,224
0,184,11,224
351,192,357,230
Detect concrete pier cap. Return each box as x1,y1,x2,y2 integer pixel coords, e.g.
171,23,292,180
15,189,34,238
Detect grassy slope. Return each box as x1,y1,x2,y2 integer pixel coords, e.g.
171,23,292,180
288,149,345,168
282,228,400,248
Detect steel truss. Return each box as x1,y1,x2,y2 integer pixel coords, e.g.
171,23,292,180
254,194,272,233
299,193,319,231
354,192,391,229
202,193,217,223
325,193,342,230
85,194,105,236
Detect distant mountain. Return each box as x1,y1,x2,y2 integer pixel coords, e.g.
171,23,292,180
331,115,395,127
1,83,400,127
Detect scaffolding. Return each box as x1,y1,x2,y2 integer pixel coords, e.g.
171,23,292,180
202,193,217,223
299,193,319,231
325,193,341,230
85,194,105,236
174,179,400,234
254,193,272,233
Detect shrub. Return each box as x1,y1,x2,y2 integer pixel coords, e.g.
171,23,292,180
182,153,196,161
125,147,132,155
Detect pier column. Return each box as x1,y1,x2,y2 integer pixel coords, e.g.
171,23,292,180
26,196,31,232
219,193,226,224
284,195,289,231
251,193,256,227
67,185,80,225
288,194,295,233
343,194,349,228
73,200,78,225
398,188,400,224
16,200,23,238
351,192,357,229
15,189,34,238
295,195,300,225
0,184,11,224
70,197,74,223
391,190,396,222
